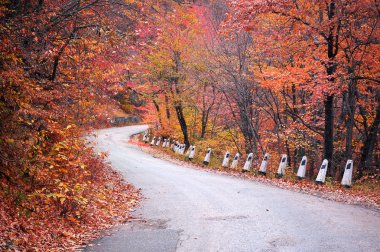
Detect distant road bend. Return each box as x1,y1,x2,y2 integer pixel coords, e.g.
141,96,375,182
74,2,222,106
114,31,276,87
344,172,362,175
86,125,380,252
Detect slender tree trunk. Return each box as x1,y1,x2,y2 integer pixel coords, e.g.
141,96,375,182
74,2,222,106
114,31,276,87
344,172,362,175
165,94,171,120
240,109,256,154
152,99,163,126
323,94,334,176
200,84,216,138
174,103,190,148
345,79,356,159
358,91,380,177
210,100,221,138
192,106,197,139
201,84,207,138
169,51,189,147
201,110,208,138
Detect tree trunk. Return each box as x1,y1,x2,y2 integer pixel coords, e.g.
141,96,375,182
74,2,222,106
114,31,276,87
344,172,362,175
174,103,190,148
323,94,334,176
200,83,216,138
345,79,356,159
165,94,171,121
358,91,380,177
323,0,338,178
239,107,256,155
152,99,163,126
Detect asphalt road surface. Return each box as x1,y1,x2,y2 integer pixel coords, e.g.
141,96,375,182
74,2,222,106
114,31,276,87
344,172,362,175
86,125,380,252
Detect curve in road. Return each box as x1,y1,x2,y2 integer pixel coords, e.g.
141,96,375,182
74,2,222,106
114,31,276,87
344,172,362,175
86,125,380,252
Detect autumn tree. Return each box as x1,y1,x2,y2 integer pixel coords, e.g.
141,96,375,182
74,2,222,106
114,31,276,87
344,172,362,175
0,0,144,248
225,0,380,177
138,2,204,147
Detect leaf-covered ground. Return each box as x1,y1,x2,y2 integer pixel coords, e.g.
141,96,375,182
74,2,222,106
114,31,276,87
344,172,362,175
131,138,379,211
0,153,140,251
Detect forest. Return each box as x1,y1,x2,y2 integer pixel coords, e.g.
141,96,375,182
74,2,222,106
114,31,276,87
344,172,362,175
0,0,379,250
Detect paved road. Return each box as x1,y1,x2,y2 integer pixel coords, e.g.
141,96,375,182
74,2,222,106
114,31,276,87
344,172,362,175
86,125,380,252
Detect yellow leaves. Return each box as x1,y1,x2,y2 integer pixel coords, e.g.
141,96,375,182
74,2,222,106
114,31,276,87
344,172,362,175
5,138,14,143
46,192,65,199
20,102,31,109
58,182,68,190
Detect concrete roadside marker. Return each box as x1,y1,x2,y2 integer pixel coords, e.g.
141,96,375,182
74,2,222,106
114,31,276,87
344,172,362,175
156,137,161,146
189,146,196,160
174,142,180,153
180,144,185,155
230,153,240,169
144,134,150,143
341,159,353,187
258,153,269,175
162,139,167,147
316,159,329,184
177,143,183,154
275,154,287,178
242,153,254,172
222,151,230,168
150,136,156,146
144,131,149,142
296,156,308,179
203,148,211,165
186,146,192,156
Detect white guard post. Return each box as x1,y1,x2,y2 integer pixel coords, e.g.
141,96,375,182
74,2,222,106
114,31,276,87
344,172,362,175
171,140,175,150
296,156,308,179
186,146,192,156
150,136,156,146
142,133,146,142
316,159,329,184
144,134,150,143
162,139,166,147
166,138,171,148
276,154,287,177
175,142,180,153
203,148,212,165
189,146,196,160
242,153,254,172
181,144,186,155
156,137,161,146
258,153,269,175
341,159,353,187
230,153,240,169
222,151,230,167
